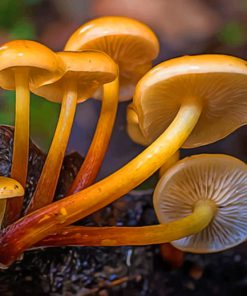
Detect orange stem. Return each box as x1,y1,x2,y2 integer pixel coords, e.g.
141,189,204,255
68,78,119,194
34,200,215,247
4,69,30,225
26,80,77,213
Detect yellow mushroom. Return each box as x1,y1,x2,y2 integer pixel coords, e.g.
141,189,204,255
27,51,117,212
0,177,24,227
65,16,159,101
154,154,247,253
132,54,247,147
0,40,65,224
65,16,159,193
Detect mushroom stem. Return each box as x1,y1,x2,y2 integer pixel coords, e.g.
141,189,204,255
36,200,216,247
4,69,30,225
0,200,6,227
0,98,203,266
26,79,77,213
68,78,119,194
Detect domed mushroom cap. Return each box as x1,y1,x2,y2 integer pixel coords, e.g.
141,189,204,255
65,16,159,101
0,40,65,89
31,50,118,103
0,176,24,227
133,54,247,148
0,177,24,199
126,103,150,146
153,154,247,253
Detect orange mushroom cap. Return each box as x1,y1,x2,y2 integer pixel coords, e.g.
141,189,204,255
31,50,118,103
0,177,24,227
65,16,159,101
0,177,24,199
0,40,65,89
133,54,247,148
154,154,247,253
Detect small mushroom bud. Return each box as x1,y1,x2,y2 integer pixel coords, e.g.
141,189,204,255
0,177,24,227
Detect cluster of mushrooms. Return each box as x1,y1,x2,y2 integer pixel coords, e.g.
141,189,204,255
0,16,246,268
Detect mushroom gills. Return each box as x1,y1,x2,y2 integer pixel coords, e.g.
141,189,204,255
154,154,247,253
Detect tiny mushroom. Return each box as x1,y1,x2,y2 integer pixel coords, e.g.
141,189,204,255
27,50,118,213
65,16,159,193
1,54,247,266
0,40,65,224
36,154,247,254
0,177,24,227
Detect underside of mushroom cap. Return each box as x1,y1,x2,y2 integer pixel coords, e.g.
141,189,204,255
0,40,65,90
64,16,159,101
126,103,151,146
153,154,247,253
31,50,118,103
133,54,247,148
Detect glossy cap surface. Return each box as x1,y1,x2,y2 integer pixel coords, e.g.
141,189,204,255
0,176,24,227
0,40,65,89
65,16,159,101
133,54,247,148
154,154,247,253
32,50,118,103
0,176,24,199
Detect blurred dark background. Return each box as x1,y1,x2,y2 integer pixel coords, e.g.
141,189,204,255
0,0,246,180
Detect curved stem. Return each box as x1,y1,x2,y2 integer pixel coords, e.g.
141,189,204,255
0,98,203,266
26,80,77,213
36,200,216,247
4,69,30,225
68,78,119,194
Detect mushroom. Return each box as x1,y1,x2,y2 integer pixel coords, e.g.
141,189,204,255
0,177,24,227
154,154,247,253
35,154,247,254
1,54,247,265
65,16,159,193
65,16,159,100
26,50,118,213
0,40,65,224
132,54,247,147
